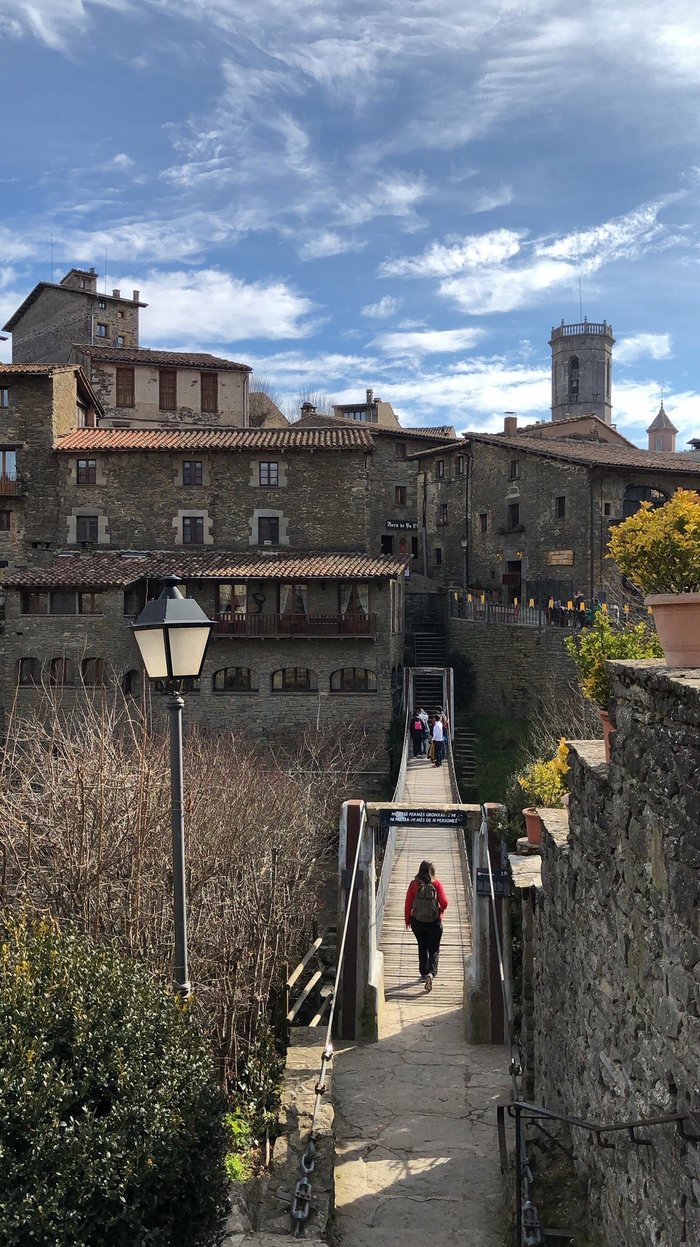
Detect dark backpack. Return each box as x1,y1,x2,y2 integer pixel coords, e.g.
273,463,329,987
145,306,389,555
411,880,439,922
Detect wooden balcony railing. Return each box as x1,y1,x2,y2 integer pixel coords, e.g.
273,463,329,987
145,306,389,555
0,476,22,496
213,612,377,638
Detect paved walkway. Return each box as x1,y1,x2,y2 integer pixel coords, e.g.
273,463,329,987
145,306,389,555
333,761,512,1246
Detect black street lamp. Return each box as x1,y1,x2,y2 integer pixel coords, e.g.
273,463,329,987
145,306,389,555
132,575,212,997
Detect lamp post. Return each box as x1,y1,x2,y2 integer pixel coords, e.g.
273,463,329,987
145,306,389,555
132,575,212,997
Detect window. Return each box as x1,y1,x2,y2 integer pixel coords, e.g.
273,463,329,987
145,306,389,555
434,547,443,566
217,583,246,615
568,355,579,402
21,591,48,615
655,437,664,451
411,536,418,559
479,512,488,534
456,455,465,475
395,485,407,506
97,299,106,310
77,458,97,484
18,657,41,686
116,366,135,408
622,484,668,519
439,503,448,526
271,667,317,692
159,368,177,411
509,460,520,480
96,323,108,338
380,535,393,555
50,590,77,615
0,388,9,408
280,583,308,615
118,309,125,320
0,510,10,531
0,449,17,480
603,501,612,517
213,667,257,693
339,582,369,618
49,657,76,687
182,515,204,545
259,462,279,487
116,335,125,347
436,459,445,479
507,502,520,529
82,658,104,686
258,516,279,545
183,461,203,486
79,592,102,615
201,372,218,414
121,669,140,697
330,668,377,693
76,515,99,543
555,496,566,519
395,442,407,459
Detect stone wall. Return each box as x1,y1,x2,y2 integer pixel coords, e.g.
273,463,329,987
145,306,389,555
447,617,579,716
533,661,700,1247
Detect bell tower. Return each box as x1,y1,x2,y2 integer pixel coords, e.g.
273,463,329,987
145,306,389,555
549,318,615,424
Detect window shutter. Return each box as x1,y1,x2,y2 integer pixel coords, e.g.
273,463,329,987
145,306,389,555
116,366,135,408
159,369,177,411
201,372,218,414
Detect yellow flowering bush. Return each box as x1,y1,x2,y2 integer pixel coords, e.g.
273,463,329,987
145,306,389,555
608,489,700,595
518,739,569,807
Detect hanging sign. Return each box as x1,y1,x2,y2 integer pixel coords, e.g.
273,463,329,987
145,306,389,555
380,808,467,827
476,868,512,897
386,520,418,530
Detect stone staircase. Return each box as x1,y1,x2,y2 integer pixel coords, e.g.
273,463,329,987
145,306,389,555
451,726,476,787
412,670,444,713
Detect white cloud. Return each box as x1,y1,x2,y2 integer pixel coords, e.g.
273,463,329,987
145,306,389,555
375,327,483,356
615,333,673,364
3,0,130,52
298,231,362,261
470,184,514,213
121,268,315,343
106,152,134,171
381,230,524,278
361,296,402,320
337,174,428,228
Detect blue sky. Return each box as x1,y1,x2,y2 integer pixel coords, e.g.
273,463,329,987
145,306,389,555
2,1,700,446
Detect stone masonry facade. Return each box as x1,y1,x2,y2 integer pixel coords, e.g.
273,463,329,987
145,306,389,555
533,660,700,1247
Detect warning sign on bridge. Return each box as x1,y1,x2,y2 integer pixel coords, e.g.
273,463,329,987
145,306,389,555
380,808,467,827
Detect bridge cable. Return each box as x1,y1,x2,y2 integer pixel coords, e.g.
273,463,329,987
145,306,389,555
289,799,368,1237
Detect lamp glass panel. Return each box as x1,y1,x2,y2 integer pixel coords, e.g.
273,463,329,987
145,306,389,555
167,625,211,678
133,627,169,679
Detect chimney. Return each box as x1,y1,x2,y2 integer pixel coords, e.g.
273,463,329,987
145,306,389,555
300,401,317,417
503,412,517,435
132,289,140,302
366,388,374,404
112,288,121,299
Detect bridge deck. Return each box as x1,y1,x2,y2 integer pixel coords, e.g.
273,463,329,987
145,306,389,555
333,747,510,1246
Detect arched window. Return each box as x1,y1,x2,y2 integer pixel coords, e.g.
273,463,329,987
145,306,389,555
568,355,579,402
330,668,377,693
622,484,668,520
82,657,104,686
49,657,76,686
18,657,41,686
271,668,317,693
213,667,258,693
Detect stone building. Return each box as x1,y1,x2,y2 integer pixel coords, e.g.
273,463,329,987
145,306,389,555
411,416,700,603
69,345,251,429
550,318,614,424
3,268,147,363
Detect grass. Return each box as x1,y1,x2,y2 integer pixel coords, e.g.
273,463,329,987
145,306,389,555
456,712,531,804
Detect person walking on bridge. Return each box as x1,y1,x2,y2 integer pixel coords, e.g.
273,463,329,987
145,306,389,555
431,714,444,766
405,860,448,992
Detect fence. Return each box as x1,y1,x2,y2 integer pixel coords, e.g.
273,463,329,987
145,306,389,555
449,591,652,630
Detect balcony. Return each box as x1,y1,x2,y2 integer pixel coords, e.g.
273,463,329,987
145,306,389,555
213,612,377,639
0,476,22,496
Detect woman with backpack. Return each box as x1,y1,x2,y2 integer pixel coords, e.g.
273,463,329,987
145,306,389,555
404,859,449,992
410,710,424,758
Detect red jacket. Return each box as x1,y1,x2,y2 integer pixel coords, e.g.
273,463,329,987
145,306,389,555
405,877,449,926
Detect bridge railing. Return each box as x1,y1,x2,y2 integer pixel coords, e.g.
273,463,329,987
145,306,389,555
375,669,414,942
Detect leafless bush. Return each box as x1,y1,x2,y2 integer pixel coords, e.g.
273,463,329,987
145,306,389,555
526,677,602,764
0,686,372,1087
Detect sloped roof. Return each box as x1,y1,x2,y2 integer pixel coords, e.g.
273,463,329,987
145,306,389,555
291,412,455,440
54,426,373,452
512,413,637,448
3,282,147,332
0,362,104,415
408,430,700,474
73,344,251,372
5,549,409,589
647,402,678,434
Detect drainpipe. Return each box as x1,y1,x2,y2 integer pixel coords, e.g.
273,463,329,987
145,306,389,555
588,470,595,602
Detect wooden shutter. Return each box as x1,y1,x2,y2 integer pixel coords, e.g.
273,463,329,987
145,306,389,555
159,369,177,411
115,366,135,408
201,372,218,414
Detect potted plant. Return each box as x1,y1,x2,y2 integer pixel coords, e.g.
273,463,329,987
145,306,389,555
565,611,662,760
517,739,569,846
608,489,700,666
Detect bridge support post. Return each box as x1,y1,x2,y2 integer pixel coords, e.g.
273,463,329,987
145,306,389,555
337,801,384,1041
464,803,509,1044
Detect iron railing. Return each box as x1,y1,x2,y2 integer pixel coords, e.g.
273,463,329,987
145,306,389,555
212,611,376,638
450,593,651,630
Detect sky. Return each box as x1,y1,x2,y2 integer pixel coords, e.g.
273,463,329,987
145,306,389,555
2,1,700,446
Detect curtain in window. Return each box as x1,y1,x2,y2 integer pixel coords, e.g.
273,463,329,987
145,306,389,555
340,583,353,617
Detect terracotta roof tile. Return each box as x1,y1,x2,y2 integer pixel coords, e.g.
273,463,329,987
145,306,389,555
74,344,251,371
408,430,700,474
291,413,456,440
0,363,82,375
54,427,374,452
6,550,408,589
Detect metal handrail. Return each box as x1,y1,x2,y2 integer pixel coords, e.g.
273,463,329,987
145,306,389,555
375,671,414,939
498,1098,700,1246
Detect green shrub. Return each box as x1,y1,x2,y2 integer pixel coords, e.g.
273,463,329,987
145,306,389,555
0,913,228,1247
565,611,662,707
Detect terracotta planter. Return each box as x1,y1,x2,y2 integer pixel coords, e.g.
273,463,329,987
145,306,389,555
600,709,614,763
645,593,700,667
522,807,543,847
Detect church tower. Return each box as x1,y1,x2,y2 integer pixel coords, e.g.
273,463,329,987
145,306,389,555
549,318,615,424
646,400,677,453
